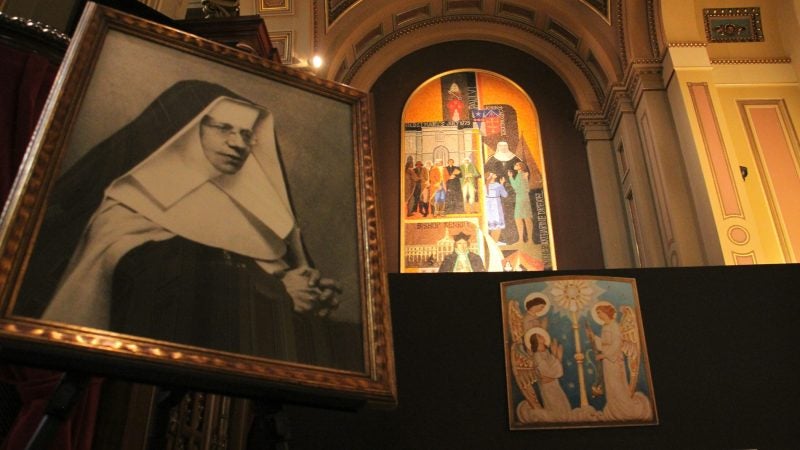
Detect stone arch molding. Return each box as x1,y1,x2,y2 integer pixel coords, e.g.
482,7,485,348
333,15,606,112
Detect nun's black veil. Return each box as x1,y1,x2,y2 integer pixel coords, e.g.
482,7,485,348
15,80,250,317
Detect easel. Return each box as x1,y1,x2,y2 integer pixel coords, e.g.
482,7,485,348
23,373,292,450
24,372,90,450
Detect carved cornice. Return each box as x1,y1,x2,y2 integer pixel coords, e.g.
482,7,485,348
626,62,663,99
602,84,632,134
574,110,610,140
596,61,662,132
341,14,606,104
710,57,792,65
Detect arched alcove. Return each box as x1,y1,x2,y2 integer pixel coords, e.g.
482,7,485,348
370,40,605,272
399,69,555,273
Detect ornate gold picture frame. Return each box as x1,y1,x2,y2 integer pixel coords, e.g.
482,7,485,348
0,2,395,406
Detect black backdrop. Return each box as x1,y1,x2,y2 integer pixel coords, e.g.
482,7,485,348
283,264,800,449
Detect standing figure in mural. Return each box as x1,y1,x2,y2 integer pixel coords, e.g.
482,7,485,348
484,141,521,243
444,159,464,214
414,160,430,216
587,302,653,421
460,157,481,213
485,172,508,243
429,159,447,217
446,82,465,122
405,160,421,216
22,80,341,361
516,328,572,422
508,161,535,245
438,231,485,272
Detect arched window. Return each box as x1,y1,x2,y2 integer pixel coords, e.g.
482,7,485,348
400,70,555,273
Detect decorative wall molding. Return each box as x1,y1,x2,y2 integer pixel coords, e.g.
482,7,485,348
727,225,750,245
710,57,792,65
703,7,763,43
667,41,707,47
326,0,360,28
602,84,633,134
495,1,535,26
639,112,677,265
258,0,293,15
615,0,627,72
688,82,744,219
444,0,484,14
393,4,432,29
599,62,663,134
733,252,756,265
738,100,800,261
645,0,660,60
547,18,581,48
580,0,610,24
268,30,293,64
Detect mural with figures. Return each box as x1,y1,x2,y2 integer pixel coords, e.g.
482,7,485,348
501,276,658,430
400,70,555,273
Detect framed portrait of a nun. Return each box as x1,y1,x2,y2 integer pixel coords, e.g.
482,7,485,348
0,3,396,405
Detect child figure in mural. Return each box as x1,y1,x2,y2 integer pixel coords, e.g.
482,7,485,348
485,172,508,243
460,157,481,213
444,159,464,214
508,161,535,245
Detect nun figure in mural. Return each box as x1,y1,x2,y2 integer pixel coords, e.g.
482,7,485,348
484,140,522,177
17,80,340,362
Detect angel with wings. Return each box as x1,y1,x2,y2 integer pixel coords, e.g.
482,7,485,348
586,301,653,421
507,299,571,422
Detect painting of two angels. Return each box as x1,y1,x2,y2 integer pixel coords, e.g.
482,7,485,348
501,276,658,429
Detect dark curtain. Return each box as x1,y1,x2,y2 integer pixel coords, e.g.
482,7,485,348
0,43,58,201
0,41,103,450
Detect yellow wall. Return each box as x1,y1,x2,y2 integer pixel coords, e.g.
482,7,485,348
661,0,800,265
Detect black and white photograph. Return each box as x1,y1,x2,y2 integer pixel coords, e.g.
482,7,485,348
0,3,394,404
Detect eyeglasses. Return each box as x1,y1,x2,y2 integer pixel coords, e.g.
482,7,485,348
201,116,257,145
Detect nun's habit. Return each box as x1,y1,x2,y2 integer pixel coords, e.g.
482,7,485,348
17,80,312,360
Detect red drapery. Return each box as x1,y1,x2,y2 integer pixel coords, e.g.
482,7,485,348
1,42,104,450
